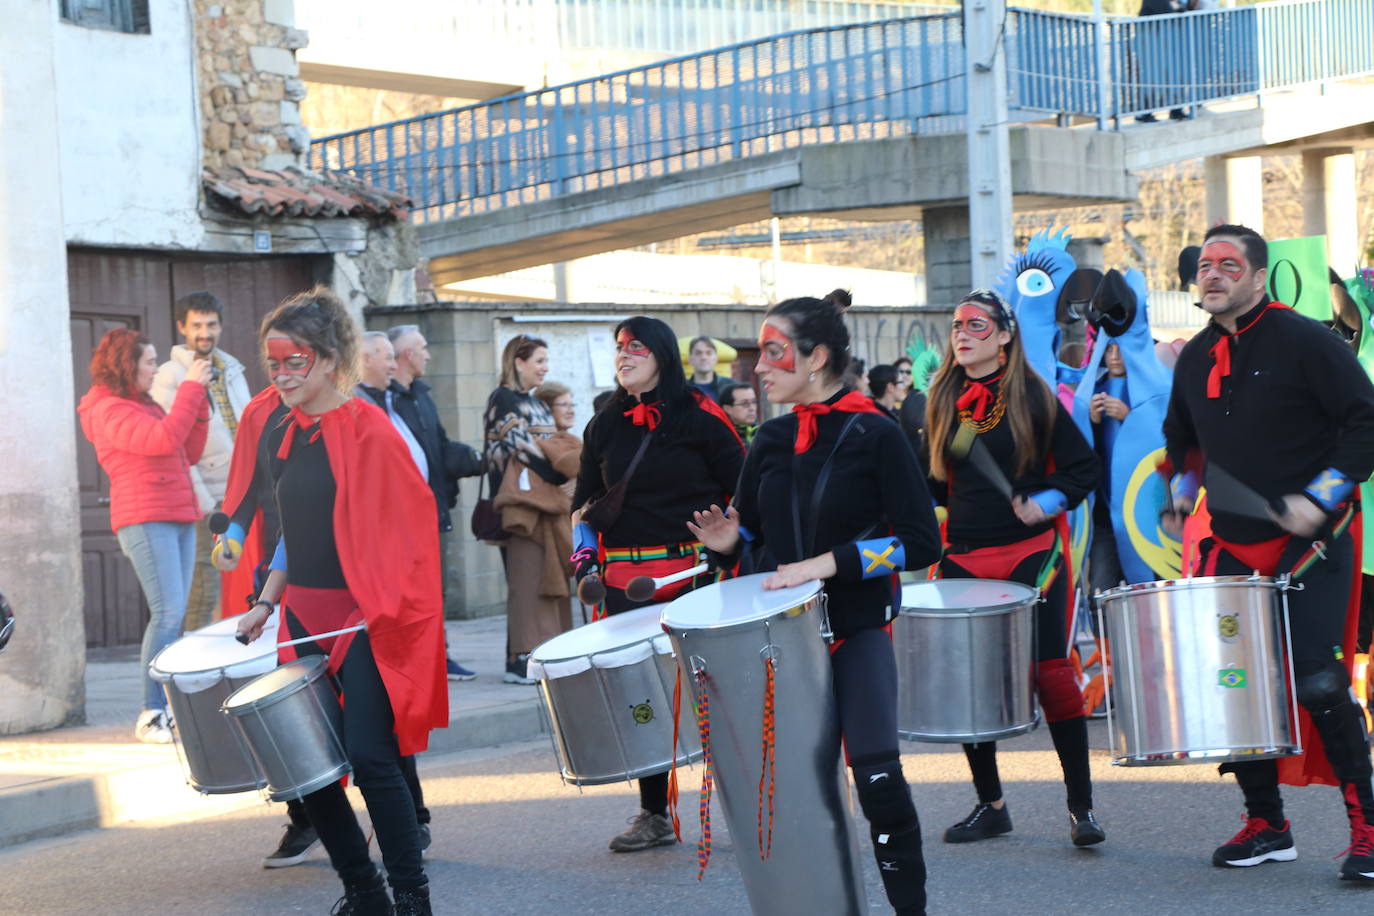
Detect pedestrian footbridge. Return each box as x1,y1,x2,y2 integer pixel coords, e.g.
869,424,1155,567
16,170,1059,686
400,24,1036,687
309,1,1374,286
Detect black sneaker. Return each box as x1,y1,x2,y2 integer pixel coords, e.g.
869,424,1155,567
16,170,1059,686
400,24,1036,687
1211,815,1296,867
1069,809,1106,847
330,870,393,916
1339,822,1374,881
263,822,319,868
943,802,1012,843
503,654,536,685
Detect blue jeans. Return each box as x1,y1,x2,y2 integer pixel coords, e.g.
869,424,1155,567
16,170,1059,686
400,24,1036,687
117,521,196,711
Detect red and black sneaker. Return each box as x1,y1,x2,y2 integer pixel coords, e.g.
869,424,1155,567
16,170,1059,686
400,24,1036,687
1339,822,1374,881
1211,815,1296,868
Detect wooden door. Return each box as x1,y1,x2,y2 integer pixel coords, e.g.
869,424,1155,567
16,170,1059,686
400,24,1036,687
68,249,319,646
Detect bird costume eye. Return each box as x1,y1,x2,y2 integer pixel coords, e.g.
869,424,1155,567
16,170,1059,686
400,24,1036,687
1016,268,1053,298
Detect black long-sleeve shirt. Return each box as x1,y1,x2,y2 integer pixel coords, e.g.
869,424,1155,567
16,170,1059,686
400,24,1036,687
573,389,744,549
932,375,1099,549
727,391,942,639
1164,299,1374,543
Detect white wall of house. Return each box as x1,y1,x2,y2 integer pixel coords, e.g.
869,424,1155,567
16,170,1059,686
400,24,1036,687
1,0,87,734
54,0,205,249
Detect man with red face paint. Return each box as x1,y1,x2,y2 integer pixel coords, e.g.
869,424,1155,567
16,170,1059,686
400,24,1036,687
1163,224,1374,882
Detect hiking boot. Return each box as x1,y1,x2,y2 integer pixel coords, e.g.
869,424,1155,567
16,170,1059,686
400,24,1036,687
263,822,319,868
330,870,393,916
608,809,677,852
1339,822,1374,881
1211,815,1296,867
503,654,536,685
393,883,433,916
943,802,1012,843
1069,809,1106,847
134,709,173,744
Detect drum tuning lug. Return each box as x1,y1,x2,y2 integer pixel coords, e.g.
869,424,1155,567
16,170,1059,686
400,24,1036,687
759,645,781,667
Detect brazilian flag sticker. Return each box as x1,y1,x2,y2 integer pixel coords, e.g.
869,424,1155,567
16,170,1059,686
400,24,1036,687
1219,668,1247,688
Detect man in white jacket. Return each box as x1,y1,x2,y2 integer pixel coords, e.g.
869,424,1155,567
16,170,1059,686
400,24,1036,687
151,292,250,631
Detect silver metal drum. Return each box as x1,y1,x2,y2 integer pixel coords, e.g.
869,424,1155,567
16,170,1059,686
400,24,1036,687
149,612,280,794
221,655,350,801
662,573,869,916
895,579,1040,743
528,603,701,786
1099,575,1300,766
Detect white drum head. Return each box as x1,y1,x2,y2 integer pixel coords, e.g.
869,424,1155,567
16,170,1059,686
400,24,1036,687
901,579,1039,615
660,572,822,631
149,612,281,693
528,603,671,680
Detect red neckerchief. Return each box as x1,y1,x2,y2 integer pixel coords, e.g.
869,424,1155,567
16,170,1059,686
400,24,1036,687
1207,302,1289,398
956,372,1002,421
624,400,662,430
276,405,325,459
792,389,884,454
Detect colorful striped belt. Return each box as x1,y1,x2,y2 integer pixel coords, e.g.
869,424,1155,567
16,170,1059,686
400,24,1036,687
604,540,703,563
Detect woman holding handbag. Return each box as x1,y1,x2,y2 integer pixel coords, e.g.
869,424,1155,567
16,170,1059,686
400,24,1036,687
482,335,561,684
571,315,746,852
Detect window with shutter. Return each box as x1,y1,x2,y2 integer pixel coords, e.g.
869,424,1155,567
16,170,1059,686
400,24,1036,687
59,0,151,35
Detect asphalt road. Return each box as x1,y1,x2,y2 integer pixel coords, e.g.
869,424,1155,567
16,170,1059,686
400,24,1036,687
2,722,1371,915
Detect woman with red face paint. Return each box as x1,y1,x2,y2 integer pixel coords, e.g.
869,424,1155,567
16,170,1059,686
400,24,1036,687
231,287,444,916
571,315,745,853
923,289,1103,849
689,293,943,915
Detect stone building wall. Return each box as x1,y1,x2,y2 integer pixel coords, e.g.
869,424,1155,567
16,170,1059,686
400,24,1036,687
195,0,310,170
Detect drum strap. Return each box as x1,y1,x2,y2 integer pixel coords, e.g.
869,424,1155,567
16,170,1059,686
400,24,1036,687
758,655,777,861
791,413,864,559
669,665,717,880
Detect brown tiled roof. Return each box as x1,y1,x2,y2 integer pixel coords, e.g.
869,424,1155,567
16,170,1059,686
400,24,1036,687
203,166,412,220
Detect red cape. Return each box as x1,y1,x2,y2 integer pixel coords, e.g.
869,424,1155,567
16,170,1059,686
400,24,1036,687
222,387,448,756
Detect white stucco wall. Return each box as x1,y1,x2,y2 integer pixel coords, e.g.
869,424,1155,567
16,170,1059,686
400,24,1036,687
55,0,205,248
2,0,87,732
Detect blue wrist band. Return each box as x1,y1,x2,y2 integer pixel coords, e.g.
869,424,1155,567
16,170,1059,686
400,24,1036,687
738,524,756,544
225,522,246,545
1029,489,1067,516
1305,467,1353,512
573,522,597,555
1170,471,1200,504
269,538,288,572
856,537,905,579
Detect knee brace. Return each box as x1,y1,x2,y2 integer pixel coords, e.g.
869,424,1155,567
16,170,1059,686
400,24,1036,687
852,757,918,835
1036,658,1085,722
1294,660,1352,711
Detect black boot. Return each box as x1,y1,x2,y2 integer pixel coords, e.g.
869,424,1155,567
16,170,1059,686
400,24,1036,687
873,824,926,915
330,869,393,916
393,883,433,916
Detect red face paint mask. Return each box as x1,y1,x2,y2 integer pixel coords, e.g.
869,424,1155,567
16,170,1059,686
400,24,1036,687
265,337,317,379
757,323,796,372
1198,241,1247,282
615,331,651,358
951,304,996,340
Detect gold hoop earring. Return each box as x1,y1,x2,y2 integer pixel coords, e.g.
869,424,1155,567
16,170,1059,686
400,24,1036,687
997,347,1007,368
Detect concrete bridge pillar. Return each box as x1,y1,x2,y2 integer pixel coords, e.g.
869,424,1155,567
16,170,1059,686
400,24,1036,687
0,3,86,732
923,205,972,307
1302,148,1360,271
1204,155,1264,233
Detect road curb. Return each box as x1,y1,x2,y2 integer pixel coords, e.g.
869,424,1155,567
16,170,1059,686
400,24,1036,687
0,696,548,850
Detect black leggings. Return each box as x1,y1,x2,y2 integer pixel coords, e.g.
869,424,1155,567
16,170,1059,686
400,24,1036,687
292,625,425,890
831,627,902,765
604,584,670,814
942,545,1094,812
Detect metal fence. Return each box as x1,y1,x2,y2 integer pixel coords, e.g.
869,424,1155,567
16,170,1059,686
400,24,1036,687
311,0,1374,222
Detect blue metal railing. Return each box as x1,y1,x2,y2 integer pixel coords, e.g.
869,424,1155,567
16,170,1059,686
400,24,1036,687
311,0,1374,223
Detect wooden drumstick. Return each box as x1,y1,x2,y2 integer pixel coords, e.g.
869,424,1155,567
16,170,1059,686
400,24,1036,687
237,622,366,647
624,562,709,603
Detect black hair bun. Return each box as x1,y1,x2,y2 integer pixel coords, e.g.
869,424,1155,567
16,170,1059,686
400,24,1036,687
823,289,852,312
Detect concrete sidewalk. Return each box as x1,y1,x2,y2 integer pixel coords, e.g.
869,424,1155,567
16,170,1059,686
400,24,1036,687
0,616,548,849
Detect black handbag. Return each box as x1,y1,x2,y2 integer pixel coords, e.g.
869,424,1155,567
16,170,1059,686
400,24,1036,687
470,467,509,543
581,432,651,534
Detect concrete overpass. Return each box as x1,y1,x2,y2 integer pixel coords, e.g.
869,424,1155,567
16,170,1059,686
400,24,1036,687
311,2,1374,301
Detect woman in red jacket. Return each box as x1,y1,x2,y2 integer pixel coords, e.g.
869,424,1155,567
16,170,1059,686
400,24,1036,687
77,329,211,744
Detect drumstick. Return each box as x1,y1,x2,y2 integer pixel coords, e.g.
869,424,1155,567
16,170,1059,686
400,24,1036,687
236,622,366,647
949,422,1014,501
624,562,709,603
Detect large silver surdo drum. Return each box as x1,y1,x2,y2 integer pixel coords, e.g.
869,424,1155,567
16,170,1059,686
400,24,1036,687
661,573,869,916
528,603,701,786
221,655,351,801
895,579,1040,743
1098,575,1300,766
149,612,280,794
